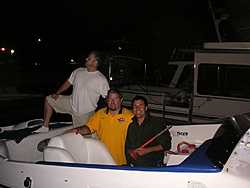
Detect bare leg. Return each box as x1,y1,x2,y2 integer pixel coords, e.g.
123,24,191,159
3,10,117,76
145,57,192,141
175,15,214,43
43,98,54,128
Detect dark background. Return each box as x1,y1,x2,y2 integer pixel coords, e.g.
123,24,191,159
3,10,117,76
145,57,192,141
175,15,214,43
1,0,250,126
2,0,249,67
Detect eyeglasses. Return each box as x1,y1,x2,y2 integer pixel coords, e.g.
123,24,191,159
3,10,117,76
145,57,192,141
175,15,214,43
107,97,120,101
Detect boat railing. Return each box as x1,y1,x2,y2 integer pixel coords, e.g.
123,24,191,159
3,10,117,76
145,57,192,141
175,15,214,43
121,85,193,122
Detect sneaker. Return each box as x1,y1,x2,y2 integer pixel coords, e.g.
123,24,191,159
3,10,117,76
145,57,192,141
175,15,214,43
34,126,49,133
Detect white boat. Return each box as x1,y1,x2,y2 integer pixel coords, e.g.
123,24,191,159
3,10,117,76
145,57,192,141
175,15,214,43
119,42,250,123
1,112,250,188
113,4,250,124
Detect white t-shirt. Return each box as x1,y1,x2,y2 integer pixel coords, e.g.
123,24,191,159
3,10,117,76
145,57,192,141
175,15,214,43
68,68,109,116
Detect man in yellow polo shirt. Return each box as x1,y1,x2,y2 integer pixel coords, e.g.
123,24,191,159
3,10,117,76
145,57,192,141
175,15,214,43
64,88,134,165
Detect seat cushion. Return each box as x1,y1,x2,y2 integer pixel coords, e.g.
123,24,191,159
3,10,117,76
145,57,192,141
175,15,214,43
44,133,117,165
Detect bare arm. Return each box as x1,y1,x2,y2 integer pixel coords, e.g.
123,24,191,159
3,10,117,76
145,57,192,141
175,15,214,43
51,80,72,100
63,125,91,135
134,144,164,157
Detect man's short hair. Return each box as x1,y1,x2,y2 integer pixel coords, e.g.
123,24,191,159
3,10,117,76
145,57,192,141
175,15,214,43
131,95,148,107
107,88,123,99
91,51,102,66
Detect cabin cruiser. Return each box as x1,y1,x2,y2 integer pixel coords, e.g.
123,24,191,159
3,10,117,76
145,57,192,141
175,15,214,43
119,42,250,123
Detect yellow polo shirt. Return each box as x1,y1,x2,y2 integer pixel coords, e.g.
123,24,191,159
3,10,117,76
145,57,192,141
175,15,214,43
86,107,134,165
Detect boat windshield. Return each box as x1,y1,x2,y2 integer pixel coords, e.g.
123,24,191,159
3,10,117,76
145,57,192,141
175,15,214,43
206,113,250,169
158,64,193,88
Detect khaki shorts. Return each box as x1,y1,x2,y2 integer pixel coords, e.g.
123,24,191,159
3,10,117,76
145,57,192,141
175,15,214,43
46,95,94,128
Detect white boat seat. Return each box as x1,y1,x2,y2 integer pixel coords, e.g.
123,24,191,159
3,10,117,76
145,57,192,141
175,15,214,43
43,133,117,165
0,141,9,159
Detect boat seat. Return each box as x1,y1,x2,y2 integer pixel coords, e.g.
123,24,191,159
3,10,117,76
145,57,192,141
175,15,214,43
0,141,9,159
43,133,117,165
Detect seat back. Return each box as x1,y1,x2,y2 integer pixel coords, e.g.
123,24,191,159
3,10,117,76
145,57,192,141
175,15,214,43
44,133,88,163
0,141,9,159
43,147,76,163
43,133,117,165
84,138,117,165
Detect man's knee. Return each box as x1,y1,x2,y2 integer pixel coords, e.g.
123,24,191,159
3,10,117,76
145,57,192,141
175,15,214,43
45,97,50,106
45,97,55,111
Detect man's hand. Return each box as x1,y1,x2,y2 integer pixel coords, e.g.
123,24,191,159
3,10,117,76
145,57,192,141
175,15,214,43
63,128,79,134
51,93,59,100
134,147,150,156
134,144,164,156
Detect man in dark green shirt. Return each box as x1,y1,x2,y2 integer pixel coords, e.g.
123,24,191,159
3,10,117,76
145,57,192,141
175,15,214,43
125,96,172,167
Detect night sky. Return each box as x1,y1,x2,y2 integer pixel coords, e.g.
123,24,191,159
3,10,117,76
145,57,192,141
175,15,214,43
1,0,247,67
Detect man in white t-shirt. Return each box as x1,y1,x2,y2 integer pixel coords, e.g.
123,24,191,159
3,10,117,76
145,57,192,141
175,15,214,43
36,51,110,132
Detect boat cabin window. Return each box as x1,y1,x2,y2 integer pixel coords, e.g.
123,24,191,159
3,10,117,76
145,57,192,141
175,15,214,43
197,64,250,99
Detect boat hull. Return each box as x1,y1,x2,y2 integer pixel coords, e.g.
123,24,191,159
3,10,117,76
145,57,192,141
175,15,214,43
0,159,249,188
